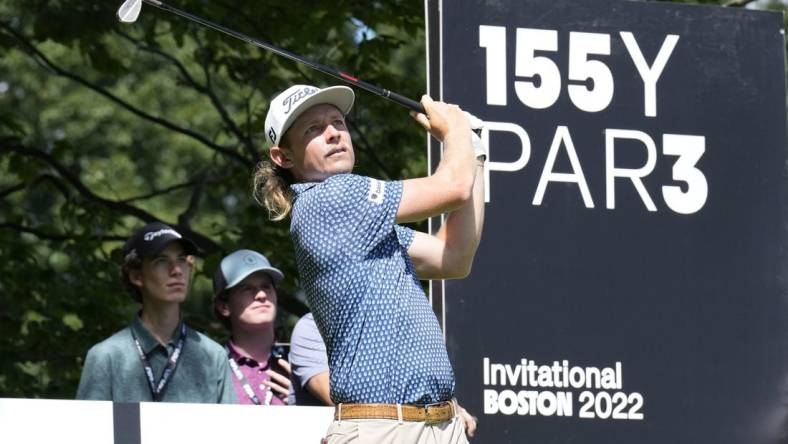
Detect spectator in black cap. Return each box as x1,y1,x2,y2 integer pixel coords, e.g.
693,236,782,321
213,249,292,405
76,222,235,403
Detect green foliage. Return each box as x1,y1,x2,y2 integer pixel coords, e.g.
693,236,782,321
0,0,784,400
0,0,425,398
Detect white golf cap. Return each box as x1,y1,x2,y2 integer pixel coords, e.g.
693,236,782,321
264,84,355,146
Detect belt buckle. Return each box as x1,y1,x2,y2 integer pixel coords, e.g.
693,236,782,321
423,401,445,425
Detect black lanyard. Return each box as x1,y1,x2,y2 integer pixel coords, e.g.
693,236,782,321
132,323,187,402
226,348,274,405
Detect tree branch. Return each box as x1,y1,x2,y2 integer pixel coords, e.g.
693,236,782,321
2,174,73,201
177,172,206,227
0,182,25,199
0,22,252,169
0,140,222,254
31,173,71,198
121,179,200,203
0,222,127,242
213,0,275,44
114,28,258,161
192,29,260,161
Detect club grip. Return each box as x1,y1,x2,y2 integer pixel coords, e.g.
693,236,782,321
386,90,425,114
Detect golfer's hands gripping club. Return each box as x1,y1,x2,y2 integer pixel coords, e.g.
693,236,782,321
410,96,487,161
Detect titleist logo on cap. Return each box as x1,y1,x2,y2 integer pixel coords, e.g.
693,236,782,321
282,87,318,114
143,228,181,241
268,127,277,145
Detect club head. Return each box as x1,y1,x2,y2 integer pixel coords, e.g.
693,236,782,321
117,0,142,23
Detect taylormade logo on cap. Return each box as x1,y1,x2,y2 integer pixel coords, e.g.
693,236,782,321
264,84,355,147
143,228,181,242
124,222,198,258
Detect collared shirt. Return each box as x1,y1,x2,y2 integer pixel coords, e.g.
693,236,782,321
290,174,455,404
76,314,236,403
225,340,287,405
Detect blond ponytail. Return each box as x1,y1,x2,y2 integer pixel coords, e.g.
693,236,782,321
252,160,295,221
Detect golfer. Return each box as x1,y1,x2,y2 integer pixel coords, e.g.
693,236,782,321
255,84,484,443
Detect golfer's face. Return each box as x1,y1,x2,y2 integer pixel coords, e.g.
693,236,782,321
285,103,354,182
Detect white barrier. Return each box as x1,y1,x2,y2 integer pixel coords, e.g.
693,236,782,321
0,398,334,444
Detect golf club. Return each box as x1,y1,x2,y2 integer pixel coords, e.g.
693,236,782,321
116,0,426,114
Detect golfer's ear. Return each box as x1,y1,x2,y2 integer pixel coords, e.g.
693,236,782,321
269,145,293,169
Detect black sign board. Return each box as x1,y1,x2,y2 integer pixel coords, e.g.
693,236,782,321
427,1,788,442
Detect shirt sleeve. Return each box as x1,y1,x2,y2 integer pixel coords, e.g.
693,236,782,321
317,174,404,256
395,225,415,249
76,345,112,400
289,315,329,389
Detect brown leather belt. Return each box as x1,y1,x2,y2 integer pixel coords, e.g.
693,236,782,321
334,401,456,425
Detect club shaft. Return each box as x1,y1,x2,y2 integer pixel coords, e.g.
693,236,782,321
142,0,426,114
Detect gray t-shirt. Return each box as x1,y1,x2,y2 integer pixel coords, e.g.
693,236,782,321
288,313,329,405
76,314,236,403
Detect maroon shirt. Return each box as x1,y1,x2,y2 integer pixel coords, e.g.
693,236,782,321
226,340,287,405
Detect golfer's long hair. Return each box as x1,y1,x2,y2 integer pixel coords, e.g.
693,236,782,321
253,159,295,221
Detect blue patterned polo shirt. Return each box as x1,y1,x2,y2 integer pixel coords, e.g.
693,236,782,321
290,173,455,404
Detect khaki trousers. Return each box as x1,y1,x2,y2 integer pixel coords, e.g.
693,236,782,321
324,416,470,444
